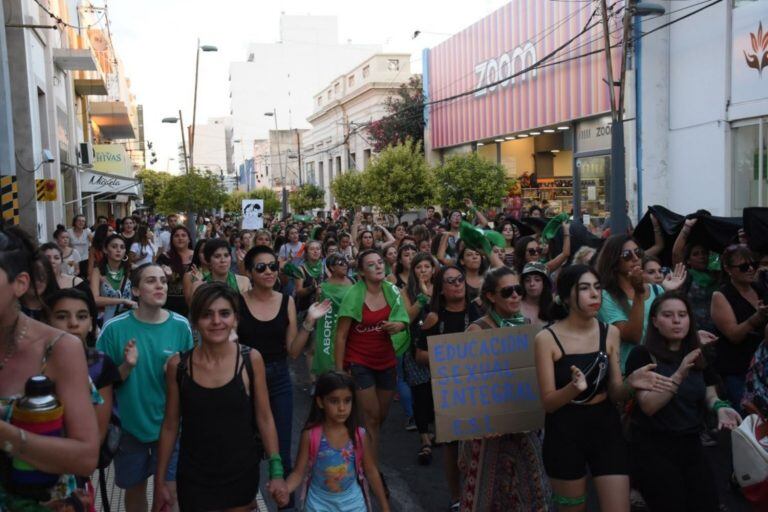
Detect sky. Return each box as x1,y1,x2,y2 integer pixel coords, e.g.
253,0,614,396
106,0,511,174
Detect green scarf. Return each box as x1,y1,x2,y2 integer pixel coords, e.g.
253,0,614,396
338,280,411,355
312,282,353,375
688,268,716,290
204,271,240,292
303,260,324,280
105,266,125,291
489,309,527,327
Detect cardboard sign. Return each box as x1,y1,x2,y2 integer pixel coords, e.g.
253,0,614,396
241,199,264,229
427,325,544,442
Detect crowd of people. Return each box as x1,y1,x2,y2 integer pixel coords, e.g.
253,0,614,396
0,201,766,512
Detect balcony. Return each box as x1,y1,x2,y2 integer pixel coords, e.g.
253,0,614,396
90,101,136,140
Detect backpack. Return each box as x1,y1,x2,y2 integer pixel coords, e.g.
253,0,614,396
731,412,768,510
299,425,372,511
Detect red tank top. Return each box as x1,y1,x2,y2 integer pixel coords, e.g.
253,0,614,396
344,303,395,370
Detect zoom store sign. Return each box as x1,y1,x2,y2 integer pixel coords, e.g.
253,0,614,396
474,42,537,98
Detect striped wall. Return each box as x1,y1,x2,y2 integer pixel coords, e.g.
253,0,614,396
428,0,619,149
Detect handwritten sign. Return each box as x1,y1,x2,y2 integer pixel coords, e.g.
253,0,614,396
241,199,264,230
427,325,544,442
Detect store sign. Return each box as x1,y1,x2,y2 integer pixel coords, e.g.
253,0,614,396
731,1,768,107
93,144,131,177
576,117,612,153
428,1,615,149
81,170,138,195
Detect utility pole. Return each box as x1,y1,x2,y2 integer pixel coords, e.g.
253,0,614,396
178,110,190,174
296,129,302,186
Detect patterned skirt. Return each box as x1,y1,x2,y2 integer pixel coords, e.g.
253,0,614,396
459,432,553,512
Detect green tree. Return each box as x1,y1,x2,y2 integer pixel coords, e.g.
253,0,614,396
289,184,325,214
366,76,425,153
136,169,173,211
223,188,282,218
363,139,434,216
156,170,227,215
434,152,507,211
330,170,367,210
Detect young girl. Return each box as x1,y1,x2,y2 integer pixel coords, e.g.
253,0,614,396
285,371,389,512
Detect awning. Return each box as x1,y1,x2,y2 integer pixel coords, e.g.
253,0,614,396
91,101,136,140
81,170,139,197
74,77,108,96
53,49,98,71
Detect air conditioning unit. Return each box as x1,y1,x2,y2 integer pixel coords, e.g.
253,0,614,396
79,142,94,167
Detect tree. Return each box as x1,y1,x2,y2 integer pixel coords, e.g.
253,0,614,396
363,139,434,216
156,170,227,215
365,76,424,153
289,184,325,214
136,169,173,211
434,152,507,211
223,188,282,218
330,171,367,210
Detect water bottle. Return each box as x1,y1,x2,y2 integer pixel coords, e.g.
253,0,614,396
9,375,63,501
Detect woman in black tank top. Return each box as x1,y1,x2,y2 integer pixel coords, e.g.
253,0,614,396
154,282,288,510
533,265,678,511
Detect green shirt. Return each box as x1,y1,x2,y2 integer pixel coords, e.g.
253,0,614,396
96,310,194,442
598,284,663,373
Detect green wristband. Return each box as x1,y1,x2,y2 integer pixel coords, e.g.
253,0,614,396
712,399,731,413
268,454,284,479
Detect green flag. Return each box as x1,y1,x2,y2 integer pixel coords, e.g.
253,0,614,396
312,282,352,375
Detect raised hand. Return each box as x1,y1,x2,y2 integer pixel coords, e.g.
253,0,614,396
188,264,204,283
663,262,688,291
570,365,587,392
306,299,332,323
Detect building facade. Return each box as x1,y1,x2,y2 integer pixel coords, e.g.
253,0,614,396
303,53,414,208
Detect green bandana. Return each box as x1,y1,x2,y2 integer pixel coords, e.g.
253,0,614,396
303,260,324,280
688,268,716,290
204,271,240,292
105,266,125,291
489,309,527,327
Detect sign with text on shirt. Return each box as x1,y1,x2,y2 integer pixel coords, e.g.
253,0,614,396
241,199,264,230
428,325,544,442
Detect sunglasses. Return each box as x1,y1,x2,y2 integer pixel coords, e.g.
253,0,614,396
333,260,348,267
620,248,644,261
527,247,543,256
253,261,279,273
498,284,524,298
444,275,465,286
730,261,759,272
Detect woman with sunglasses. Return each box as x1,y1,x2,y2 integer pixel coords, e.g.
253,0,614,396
534,264,679,511
596,234,664,373
626,291,740,512
710,244,768,410
414,266,482,510
514,228,570,275
238,245,330,509
386,243,416,290
458,266,551,511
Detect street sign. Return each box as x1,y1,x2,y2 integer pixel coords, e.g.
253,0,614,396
241,199,264,229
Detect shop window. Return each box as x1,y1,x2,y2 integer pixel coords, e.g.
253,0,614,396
732,118,768,215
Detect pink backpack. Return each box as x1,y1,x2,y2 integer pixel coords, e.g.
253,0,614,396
298,425,372,511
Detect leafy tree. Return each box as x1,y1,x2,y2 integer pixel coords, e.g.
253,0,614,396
366,76,424,153
136,169,172,211
363,139,434,216
156,170,227,215
434,152,507,211
223,188,282,218
330,171,367,210
289,184,326,214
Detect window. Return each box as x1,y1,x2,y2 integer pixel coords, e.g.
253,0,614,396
316,97,322,106
327,90,332,100
348,75,355,87
334,82,340,94
387,59,400,71
732,118,768,215
363,149,371,169
362,65,370,78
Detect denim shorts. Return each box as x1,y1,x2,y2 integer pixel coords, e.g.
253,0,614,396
348,363,397,391
113,431,179,489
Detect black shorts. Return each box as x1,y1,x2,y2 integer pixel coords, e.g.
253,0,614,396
543,399,629,480
348,363,397,391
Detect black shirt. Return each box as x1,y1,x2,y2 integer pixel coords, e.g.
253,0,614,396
417,303,482,351
626,345,717,435
236,293,289,364
714,281,767,376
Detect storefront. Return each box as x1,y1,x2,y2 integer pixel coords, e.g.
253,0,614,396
424,0,619,225
80,170,139,220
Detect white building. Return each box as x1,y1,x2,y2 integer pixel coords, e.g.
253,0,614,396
303,53,414,208
638,0,768,217
191,116,233,176
228,14,380,180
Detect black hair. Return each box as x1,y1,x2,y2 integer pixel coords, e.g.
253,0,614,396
480,266,517,309
202,238,230,263
44,288,98,347
98,234,130,290
243,245,277,272
522,270,553,323
596,234,639,314
513,235,537,274
356,249,382,273
641,254,662,270
549,264,599,320
394,243,417,276
457,244,489,276
129,262,163,292
0,227,36,284
406,252,437,303
91,224,111,254
189,281,239,326
721,244,755,283
71,214,86,228
304,370,360,448
53,225,68,240
166,226,193,276
645,291,703,368
683,242,709,267
192,238,207,268
40,242,62,258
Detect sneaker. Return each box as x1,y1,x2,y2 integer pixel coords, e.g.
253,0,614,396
405,416,417,431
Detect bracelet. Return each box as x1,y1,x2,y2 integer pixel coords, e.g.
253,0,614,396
712,399,732,413
268,454,284,479
302,319,314,331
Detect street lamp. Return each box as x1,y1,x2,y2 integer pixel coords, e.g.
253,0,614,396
162,111,189,174
264,109,288,218
599,0,665,235
190,39,218,169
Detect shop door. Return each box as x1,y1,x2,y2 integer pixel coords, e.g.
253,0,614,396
575,155,610,231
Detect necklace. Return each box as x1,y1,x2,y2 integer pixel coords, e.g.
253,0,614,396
0,315,28,370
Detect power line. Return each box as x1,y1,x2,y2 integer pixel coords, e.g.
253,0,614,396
31,0,106,30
